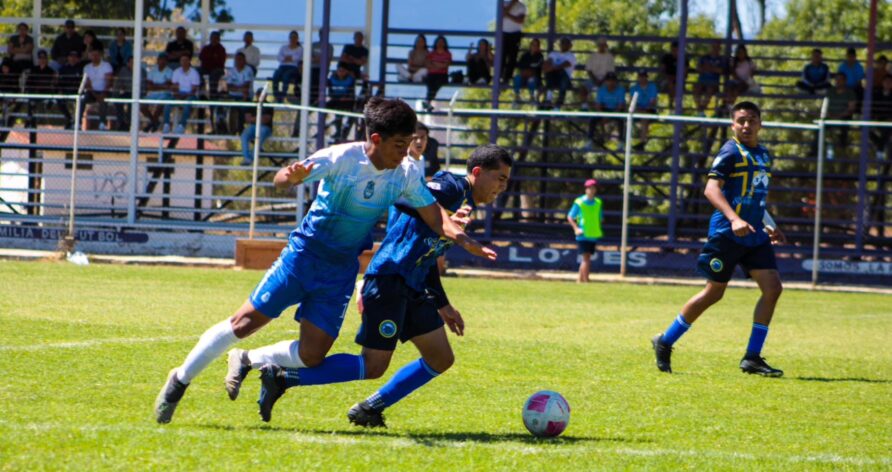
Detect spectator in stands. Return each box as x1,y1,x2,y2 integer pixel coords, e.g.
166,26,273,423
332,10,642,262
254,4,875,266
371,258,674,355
142,52,173,132
423,35,452,111
111,55,143,131
1,59,22,125
466,39,494,85
25,50,58,126
81,31,103,66
838,47,865,99
240,92,273,166
873,55,889,89
165,26,195,65
416,122,441,178
80,46,113,130
327,63,357,141
7,22,34,74
108,28,133,72
500,0,526,85
408,121,429,170
237,31,261,75
57,50,83,128
796,48,830,95
630,69,658,149
693,40,725,116
310,31,335,94
199,31,227,99
567,178,603,283
543,36,576,108
826,72,857,159
339,31,369,80
163,54,200,134
581,37,616,109
512,38,543,103
727,44,758,100
397,34,428,83
223,51,255,133
51,20,84,71
659,41,687,105
870,75,892,159
590,71,626,146
272,31,302,102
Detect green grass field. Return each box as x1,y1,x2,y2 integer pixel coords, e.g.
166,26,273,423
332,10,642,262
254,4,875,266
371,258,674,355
1,260,890,470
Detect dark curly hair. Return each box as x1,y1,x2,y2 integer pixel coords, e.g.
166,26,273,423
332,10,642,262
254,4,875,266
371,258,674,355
363,97,417,140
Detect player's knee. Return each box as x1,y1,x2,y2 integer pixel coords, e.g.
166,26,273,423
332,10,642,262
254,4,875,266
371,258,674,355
426,350,454,374
764,280,783,300
703,287,725,305
363,359,391,380
297,346,325,368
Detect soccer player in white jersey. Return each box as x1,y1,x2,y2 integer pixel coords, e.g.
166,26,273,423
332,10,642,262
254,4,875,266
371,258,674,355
154,97,496,423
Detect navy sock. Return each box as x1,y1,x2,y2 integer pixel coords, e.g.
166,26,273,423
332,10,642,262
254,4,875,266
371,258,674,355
661,314,691,346
366,358,439,411
283,353,365,388
746,323,769,357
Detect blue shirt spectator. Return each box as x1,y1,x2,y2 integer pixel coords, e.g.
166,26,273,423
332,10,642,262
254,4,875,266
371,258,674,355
108,28,133,71
596,80,626,111
630,76,658,111
838,48,865,89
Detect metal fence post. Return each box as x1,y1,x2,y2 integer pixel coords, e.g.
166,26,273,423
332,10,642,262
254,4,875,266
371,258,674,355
811,98,829,287
66,75,88,241
445,90,460,168
620,92,639,277
248,82,270,240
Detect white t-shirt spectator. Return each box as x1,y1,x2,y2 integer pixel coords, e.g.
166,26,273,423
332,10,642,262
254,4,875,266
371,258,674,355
277,45,302,66
171,66,201,94
585,52,616,82
84,61,113,92
237,45,261,69
548,51,577,79
503,1,526,33
226,66,255,97
147,65,173,85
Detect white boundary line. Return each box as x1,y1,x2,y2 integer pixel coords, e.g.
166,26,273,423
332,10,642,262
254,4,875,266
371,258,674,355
0,335,194,352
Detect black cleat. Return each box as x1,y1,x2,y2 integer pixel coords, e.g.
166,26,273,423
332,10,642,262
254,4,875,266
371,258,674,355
740,355,784,377
154,369,189,424
347,401,387,428
652,334,673,373
257,364,286,422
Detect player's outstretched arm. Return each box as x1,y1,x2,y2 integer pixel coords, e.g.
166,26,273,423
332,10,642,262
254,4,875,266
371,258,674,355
704,178,754,237
417,203,497,261
273,161,315,189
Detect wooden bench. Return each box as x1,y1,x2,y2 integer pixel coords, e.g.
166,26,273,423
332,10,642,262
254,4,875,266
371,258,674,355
235,238,380,273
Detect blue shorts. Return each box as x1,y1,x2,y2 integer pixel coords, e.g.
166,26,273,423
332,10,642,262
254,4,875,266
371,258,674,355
355,275,444,351
696,234,777,283
249,245,358,339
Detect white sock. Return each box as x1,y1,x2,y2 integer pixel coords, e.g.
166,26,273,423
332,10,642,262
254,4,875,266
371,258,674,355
247,340,306,369
176,319,238,384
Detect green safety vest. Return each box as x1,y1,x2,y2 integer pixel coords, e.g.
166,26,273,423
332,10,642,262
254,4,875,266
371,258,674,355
573,196,603,239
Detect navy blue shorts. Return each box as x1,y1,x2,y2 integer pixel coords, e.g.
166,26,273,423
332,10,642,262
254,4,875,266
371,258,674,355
577,240,597,255
696,234,777,283
355,275,444,351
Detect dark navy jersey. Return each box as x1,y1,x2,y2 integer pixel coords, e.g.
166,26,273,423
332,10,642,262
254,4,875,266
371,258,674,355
365,171,474,293
707,138,771,247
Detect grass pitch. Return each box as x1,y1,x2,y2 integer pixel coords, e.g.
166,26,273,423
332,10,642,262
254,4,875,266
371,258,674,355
1,260,890,470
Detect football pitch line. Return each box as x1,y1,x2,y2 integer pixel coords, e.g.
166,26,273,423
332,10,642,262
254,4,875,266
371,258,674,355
2,421,890,467
0,335,195,352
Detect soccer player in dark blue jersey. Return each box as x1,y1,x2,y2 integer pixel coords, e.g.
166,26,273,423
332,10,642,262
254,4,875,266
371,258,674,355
652,101,787,377
247,145,511,424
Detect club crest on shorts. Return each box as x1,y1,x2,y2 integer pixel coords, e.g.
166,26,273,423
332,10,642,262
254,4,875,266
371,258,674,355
709,258,724,273
378,320,397,338
363,181,375,199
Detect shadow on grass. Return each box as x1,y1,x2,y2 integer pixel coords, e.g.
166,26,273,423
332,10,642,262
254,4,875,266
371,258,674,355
196,422,650,445
791,376,892,384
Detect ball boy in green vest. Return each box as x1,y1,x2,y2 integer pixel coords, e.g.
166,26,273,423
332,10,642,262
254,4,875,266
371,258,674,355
567,178,603,283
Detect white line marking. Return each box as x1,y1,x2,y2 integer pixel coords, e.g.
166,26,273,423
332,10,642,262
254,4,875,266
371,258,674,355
0,336,194,352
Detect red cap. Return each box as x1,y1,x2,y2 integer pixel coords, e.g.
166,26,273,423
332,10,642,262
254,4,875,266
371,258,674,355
584,178,598,187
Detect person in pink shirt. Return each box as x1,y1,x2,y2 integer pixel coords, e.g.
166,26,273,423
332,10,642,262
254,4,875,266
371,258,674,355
423,35,452,112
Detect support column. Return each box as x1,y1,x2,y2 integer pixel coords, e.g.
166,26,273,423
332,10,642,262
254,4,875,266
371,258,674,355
128,0,145,224
200,0,210,46
315,0,332,151
856,0,878,254
489,0,505,144
668,0,688,245
378,0,390,88
32,0,42,55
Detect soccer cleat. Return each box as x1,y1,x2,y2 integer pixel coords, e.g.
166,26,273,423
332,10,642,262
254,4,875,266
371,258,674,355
257,364,286,422
224,349,252,401
347,401,387,428
652,334,673,373
154,369,188,424
740,355,784,377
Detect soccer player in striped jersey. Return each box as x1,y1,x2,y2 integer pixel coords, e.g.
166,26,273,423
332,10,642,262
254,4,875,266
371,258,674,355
651,101,787,377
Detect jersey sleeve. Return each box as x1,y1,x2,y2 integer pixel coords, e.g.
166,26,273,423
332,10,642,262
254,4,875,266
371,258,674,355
568,202,581,220
426,174,465,210
400,171,437,208
298,148,335,185
708,144,737,181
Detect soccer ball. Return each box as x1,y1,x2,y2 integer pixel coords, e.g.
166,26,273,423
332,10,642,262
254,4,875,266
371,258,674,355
522,390,570,437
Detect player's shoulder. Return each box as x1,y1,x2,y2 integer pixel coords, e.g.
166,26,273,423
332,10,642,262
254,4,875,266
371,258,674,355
427,170,465,192
314,141,365,163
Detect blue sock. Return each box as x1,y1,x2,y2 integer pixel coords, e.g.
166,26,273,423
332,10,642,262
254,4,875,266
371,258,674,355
746,323,769,357
661,314,691,346
366,358,439,410
283,353,365,388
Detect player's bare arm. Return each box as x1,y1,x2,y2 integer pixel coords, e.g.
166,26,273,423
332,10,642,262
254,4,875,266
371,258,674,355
704,178,754,237
274,161,315,189
416,203,497,261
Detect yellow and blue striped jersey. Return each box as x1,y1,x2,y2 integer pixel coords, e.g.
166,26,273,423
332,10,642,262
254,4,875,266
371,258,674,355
706,138,771,247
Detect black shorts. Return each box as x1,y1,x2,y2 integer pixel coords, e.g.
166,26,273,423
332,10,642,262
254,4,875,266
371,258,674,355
355,275,444,351
696,234,777,283
577,240,597,255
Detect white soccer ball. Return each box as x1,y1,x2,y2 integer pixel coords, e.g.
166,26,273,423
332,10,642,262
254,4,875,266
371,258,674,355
522,390,570,437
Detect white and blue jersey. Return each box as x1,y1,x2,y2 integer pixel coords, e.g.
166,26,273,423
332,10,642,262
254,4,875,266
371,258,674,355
707,138,771,247
365,171,473,299
250,141,436,338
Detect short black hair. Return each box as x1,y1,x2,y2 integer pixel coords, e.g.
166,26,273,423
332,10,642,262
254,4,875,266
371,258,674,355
415,122,429,134
846,47,856,56
364,97,417,140
466,145,513,173
730,101,761,118
37,49,47,58
812,48,822,55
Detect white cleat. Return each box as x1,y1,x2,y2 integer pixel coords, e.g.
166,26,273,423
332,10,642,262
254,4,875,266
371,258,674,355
154,369,188,424
224,349,252,401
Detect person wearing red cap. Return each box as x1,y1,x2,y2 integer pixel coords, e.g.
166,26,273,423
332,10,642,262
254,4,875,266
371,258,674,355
567,178,603,282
